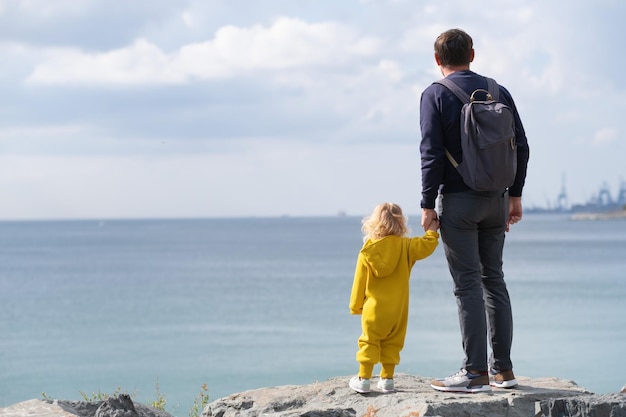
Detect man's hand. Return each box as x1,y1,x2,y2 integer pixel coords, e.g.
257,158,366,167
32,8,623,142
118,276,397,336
507,196,523,232
421,208,438,232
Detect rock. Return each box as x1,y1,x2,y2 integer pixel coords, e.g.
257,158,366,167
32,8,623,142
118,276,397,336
2,376,625,417
0,396,173,417
622,385,626,394
540,393,626,417
94,394,137,417
202,374,593,417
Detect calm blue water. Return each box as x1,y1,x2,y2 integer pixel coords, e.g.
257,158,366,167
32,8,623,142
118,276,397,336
1,215,625,415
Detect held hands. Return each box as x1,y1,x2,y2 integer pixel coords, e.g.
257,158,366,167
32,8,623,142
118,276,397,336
421,208,440,232
427,218,440,232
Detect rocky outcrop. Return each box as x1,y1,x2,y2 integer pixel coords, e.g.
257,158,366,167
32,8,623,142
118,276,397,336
2,375,625,417
0,395,173,417
539,393,626,417
202,374,625,417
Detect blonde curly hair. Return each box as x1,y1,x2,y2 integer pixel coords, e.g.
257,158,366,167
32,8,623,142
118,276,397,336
361,203,409,241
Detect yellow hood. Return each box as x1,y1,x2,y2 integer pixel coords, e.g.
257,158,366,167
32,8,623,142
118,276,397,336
359,235,404,278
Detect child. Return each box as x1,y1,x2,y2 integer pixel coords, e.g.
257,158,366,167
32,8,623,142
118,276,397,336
349,203,439,393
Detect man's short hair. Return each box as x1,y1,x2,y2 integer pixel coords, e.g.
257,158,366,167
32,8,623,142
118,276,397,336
434,29,473,67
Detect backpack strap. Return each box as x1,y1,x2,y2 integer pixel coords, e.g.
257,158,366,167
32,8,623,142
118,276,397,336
485,77,500,101
444,149,460,168
435,78,470,103
436,77,501,102
434,78,468,168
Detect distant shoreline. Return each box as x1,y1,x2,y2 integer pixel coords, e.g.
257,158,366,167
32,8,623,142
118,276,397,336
571,209,626,221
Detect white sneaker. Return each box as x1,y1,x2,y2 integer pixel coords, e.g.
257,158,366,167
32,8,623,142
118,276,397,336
431,369,492,393
377,378,395,393
349,376,370,393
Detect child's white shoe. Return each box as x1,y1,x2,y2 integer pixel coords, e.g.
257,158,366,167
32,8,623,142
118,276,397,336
377,378,395,393
349,376,371,393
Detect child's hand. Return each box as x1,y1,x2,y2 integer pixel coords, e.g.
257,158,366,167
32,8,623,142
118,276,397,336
427,218,440,232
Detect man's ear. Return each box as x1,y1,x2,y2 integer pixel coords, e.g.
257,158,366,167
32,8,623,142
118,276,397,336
434,53,442,66
469,49,475,63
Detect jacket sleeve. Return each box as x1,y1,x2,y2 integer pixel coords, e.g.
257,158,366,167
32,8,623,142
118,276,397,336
420,86,448,209
349,254,368,315
408,230,440,262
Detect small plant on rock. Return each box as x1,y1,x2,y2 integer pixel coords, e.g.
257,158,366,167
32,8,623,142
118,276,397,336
79,387,124,402
188,384,210,417
150,379,167,411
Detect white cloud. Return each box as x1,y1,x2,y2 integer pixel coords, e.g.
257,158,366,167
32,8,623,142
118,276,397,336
375,60,403,82
26,39,180,85
181,10,195,28
26,17,382,85
592,128,617,146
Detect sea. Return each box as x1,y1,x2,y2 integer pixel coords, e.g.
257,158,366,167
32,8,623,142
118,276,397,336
1,214,625,415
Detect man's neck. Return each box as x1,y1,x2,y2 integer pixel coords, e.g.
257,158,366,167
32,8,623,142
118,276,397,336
440,65,470,77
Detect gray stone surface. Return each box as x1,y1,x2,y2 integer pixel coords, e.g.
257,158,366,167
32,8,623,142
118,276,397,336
2,376,625,417
202,374,594,417
94,395,138,417
539,393,626,417
0,396,173,417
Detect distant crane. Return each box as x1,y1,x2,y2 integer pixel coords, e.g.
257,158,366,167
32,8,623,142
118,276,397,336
555,174,569,211
532,176,626,213
596,182,613,207
617,179,626,207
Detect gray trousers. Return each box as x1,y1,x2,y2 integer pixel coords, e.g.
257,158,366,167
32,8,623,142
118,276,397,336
439,190,513,372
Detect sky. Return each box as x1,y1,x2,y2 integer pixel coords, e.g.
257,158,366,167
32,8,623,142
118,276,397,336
1,0,624,220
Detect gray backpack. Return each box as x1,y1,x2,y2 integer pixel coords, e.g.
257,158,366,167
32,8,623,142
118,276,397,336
436,77,517,192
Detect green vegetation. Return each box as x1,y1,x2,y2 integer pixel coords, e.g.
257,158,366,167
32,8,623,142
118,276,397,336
79,387,126,402
188,384,210,417
41,381,209,417
149,379,168,411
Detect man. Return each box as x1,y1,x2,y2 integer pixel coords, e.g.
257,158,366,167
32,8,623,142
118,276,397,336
419,29,529,393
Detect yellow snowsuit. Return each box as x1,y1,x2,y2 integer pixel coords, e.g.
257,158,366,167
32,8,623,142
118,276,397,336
349,231,439,378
